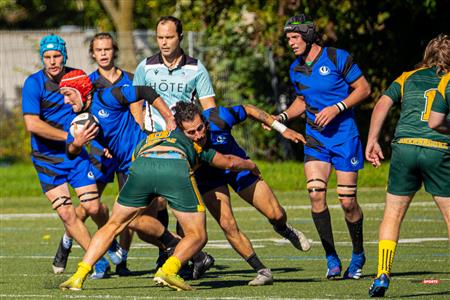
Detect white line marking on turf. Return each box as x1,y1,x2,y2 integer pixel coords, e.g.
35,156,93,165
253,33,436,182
0,201,438,219
0,296,336,300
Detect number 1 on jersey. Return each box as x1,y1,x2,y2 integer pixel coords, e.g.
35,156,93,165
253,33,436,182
421,89,437,121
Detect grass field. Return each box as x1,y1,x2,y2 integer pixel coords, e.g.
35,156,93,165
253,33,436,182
0,163,449,299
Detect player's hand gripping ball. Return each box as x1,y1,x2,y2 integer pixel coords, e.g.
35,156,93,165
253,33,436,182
70,112,99,137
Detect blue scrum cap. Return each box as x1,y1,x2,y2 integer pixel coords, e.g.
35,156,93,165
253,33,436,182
39,34,67,65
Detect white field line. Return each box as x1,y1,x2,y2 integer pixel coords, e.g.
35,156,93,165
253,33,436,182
0,296,336,300
0,201,437,220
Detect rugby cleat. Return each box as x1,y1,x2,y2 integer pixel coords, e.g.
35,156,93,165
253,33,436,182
115,260,132,276
343,251,366,279
248,268,273,286
107,239,124,265
275,224,311,252
326,254,342,279
154,268,194,291
369,273,390,297
155,249,170,270
52,237,71,274
90,257,110,279
192,253,215,280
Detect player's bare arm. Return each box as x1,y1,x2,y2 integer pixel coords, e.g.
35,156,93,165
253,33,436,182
152,97,176,130
428,111,450,134
24,114,68,141
244,104,306,144
199,96,216,110
315,76,371,127
210,152,260,176
366,95,394,167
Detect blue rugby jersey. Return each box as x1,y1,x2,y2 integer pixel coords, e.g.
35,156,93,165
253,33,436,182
87,86,148,173
289,47,363,146
89,69,134,89
133,51,215,132
22,68,77,160
202,105,249,159
88,68,135,175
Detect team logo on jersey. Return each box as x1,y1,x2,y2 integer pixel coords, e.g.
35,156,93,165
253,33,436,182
319,66,331,76
98,109,109,118
154,69,159,75
215,135,227,144
350,157,359,166
87,171,95,180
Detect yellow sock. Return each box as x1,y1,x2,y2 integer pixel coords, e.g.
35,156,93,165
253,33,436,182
377,240,397,277
161,256,181,275
74,261,92,279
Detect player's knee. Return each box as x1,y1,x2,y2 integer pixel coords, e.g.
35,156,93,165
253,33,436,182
81,201,101,216
58,208,77,226
337,184,357,213
307,178,327,202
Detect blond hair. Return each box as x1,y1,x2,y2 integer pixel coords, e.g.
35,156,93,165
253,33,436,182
419,34,450,74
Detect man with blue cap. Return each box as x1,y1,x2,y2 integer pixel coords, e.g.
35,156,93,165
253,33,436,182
22,34,119,279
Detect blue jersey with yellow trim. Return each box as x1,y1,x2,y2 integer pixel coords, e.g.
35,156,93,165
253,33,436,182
134,51,215,132
289,47,362,146
22,67,77,158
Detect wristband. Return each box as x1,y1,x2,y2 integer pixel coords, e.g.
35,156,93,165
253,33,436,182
334,101,347,113
278,112,288,124
271,120,288,133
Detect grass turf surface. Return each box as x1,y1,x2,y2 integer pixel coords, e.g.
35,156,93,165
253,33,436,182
0,163,448,299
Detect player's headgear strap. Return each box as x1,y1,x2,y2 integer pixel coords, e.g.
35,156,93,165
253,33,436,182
40,34,67,65
59,70,93,106
284,14,317,44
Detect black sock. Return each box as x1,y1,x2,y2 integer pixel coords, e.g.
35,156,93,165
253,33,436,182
157,208,169,228
246,253,266,272
345,214,364,254
272,222,288,234
192,251,207,263
312,208,336,256
157,229,179,248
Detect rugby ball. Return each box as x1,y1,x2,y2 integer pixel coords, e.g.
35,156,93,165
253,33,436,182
69,112,99,137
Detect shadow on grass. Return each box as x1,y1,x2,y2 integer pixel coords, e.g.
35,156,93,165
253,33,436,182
398,291,450,298
392,270,450,277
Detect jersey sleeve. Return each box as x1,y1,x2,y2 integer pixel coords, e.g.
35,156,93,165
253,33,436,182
195,61,215,99
133,59,147,86
22,76,41,115
109,85,159,106
431,91,449,114
383,78,402,104
336,49,363,84
198,147,217,163
224,105,247,126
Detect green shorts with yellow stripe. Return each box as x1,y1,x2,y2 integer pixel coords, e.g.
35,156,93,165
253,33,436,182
117,154,205,212
388,143,450,197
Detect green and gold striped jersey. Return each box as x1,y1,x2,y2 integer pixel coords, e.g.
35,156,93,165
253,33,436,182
431,72,450,115
133,130,217,168
384,67,450,152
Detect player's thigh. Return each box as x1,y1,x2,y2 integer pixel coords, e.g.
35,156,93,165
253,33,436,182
420,148,450,197
202,185,234,222
238,179,282,215
387,144,423,195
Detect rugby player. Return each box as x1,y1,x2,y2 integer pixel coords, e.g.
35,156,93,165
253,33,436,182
173,101,310,285
22,34,113,278
59,129,260,291
366,33,450,297
280,14,371,279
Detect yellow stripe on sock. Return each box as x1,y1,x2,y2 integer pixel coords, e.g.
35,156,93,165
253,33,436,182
377,240,397,277
162,256,182,275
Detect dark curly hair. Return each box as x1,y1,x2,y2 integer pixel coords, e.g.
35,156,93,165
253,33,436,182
173,101,205,129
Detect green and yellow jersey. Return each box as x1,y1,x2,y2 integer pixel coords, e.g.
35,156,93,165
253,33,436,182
133,130,217,168
384,67,450,152
431,72,450,115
